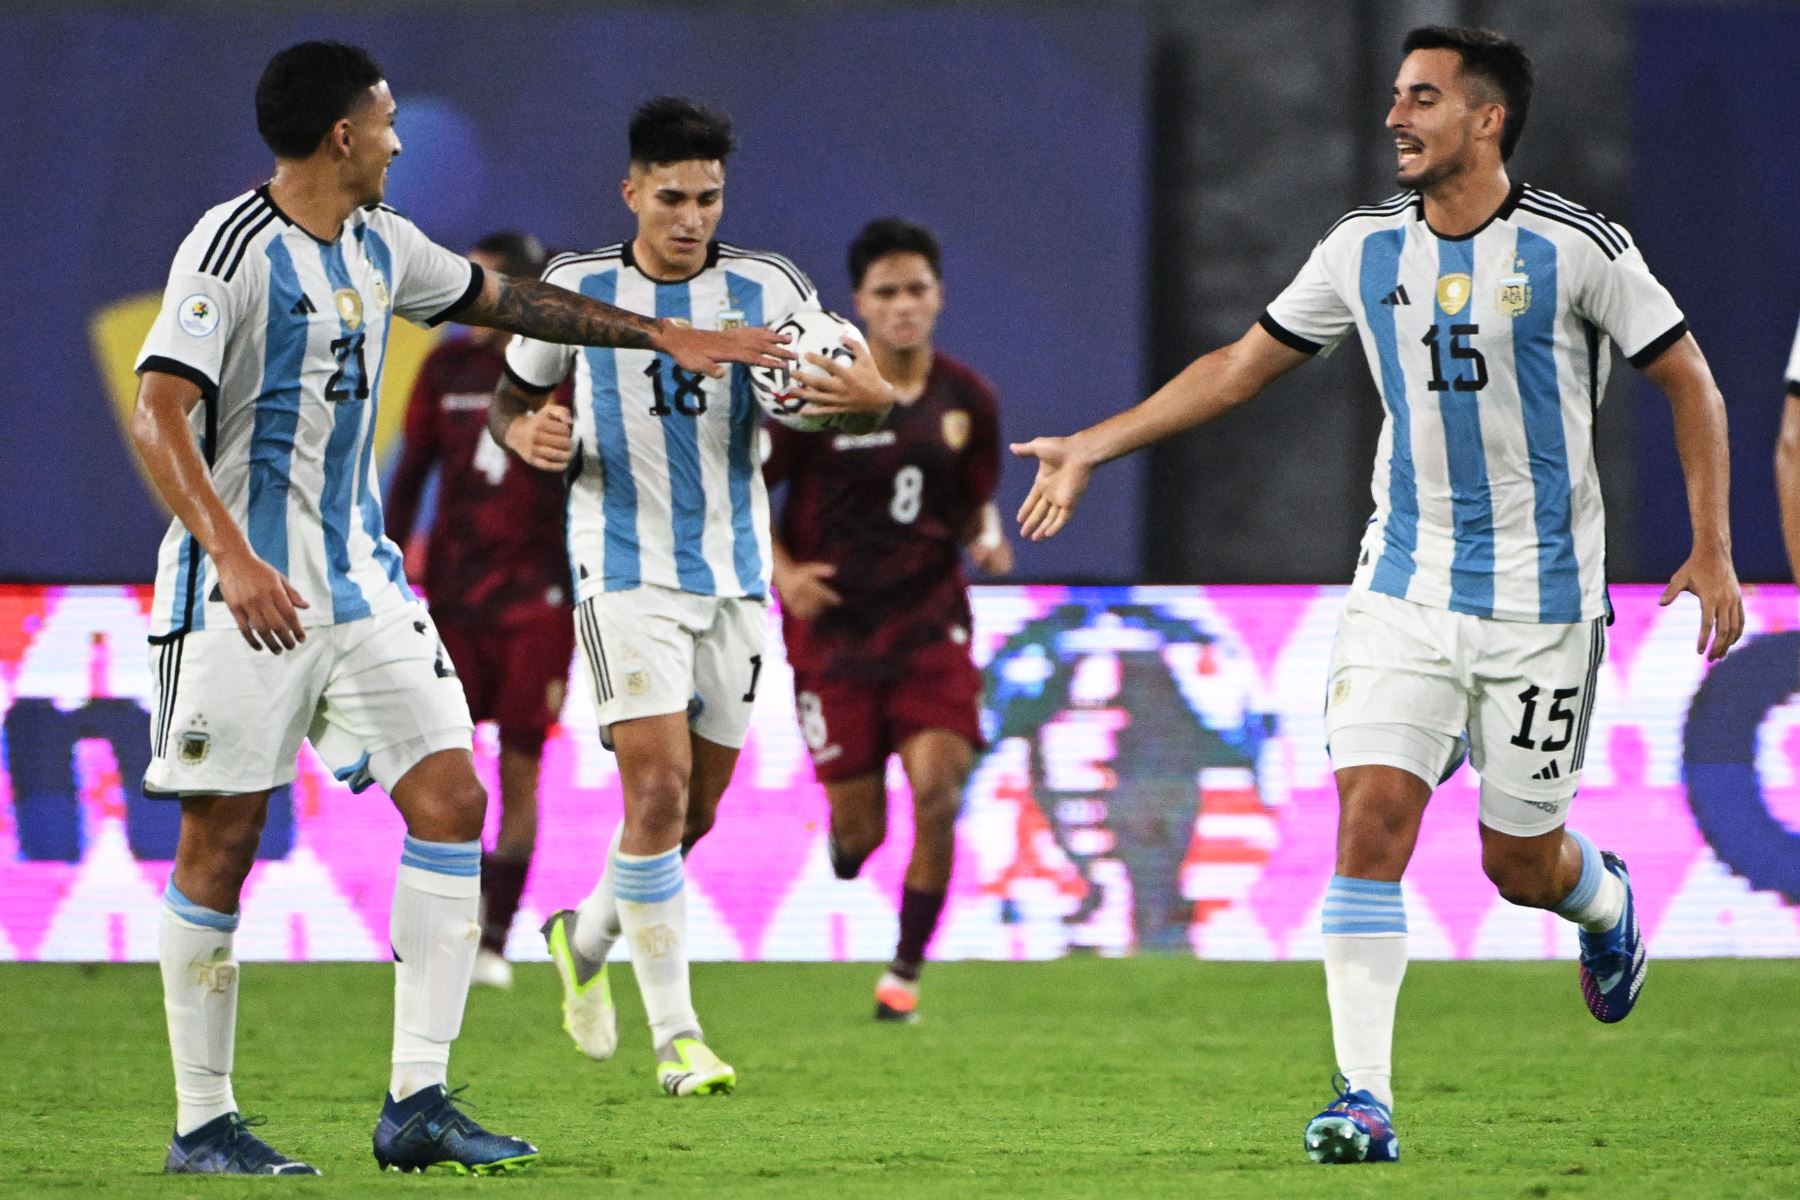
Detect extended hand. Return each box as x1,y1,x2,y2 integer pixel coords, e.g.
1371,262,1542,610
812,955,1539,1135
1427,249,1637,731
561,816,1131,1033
660,323,792,378
216,549,310,653
1660,549,1744,661
774,560,843,622
503,403,574,471
1011,436,1093,541
792,338,895,415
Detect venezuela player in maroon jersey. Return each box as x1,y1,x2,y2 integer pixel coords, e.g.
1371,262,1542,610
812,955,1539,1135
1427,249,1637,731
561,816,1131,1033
385,231,575,989
766,218,1012,1021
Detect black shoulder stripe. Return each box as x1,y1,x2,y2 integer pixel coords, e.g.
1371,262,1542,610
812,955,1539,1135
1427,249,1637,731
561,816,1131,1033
1322,194,1416,240
544,246,624,279
1788,379,1800,401
1258,311,1324,355
1516,201,1622,260
220,210,278,282
1627,320,1688,370
717,246,811,297
206,200,274,279
1522,189,1628,254
198,195,266,275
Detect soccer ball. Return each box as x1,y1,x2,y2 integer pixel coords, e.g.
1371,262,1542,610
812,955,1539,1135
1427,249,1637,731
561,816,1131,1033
748,308,876,433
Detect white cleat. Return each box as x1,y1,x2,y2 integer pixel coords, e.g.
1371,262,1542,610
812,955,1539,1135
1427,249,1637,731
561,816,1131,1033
470,948,514,990
542,910,617,1060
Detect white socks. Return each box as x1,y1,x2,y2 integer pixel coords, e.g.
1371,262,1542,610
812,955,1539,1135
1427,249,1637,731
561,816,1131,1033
160,883,241,1135
572,823,625,969
1321,875,1407,1110
1555,830,1627,932
611,846,699,1048
389,836,481,1101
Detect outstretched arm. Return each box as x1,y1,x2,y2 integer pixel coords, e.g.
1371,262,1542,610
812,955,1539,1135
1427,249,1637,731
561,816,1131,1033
1011,322,1311,540
1641,333,1742,660
457,270,790,378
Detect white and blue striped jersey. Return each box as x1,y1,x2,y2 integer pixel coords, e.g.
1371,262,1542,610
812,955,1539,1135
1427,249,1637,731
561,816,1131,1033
136,188,481,638
504,241,817,602
1262,183,1687,624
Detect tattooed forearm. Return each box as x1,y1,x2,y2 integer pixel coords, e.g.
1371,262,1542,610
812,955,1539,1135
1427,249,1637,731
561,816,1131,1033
466,273,662,352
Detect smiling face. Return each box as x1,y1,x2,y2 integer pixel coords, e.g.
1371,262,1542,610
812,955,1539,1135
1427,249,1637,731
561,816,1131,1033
339,80,402,206
622,159,724,280
1386,48,1503,193
854,252,943,354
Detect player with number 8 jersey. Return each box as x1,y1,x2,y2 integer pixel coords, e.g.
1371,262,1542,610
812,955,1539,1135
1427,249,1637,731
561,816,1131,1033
766,218,1008,1022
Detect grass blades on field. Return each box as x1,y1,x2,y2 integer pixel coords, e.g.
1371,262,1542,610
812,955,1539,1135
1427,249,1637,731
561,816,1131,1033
1,958,1796,1198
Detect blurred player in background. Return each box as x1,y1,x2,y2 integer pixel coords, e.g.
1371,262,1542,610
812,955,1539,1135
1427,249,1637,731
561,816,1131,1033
130,42,783,1175
1775,312,1800,579
1013,26,1741,1164
385,230,575,990
495,99,895,1094
765,218,1010,1021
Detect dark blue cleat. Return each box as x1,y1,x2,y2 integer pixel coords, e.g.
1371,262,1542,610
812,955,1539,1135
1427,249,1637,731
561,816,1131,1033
1579,851,1646,1023
164,1112,320,1175
1304,1076,1399,1164
372,1085,539,1175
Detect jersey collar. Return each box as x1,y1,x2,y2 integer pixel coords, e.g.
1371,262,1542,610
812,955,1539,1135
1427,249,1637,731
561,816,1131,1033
1417,179,1525,242
620,238,723,284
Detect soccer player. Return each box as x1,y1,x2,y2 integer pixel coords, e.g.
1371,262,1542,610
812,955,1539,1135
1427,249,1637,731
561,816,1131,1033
497,99,895,1095
1775,313,1800,579
1011,26,1743,1163
385,230,574,990
765,218,1010,1021
131,44,784,1176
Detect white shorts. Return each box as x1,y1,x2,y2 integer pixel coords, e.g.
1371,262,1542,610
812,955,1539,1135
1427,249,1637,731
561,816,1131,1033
574,585,768,750
1324,589,1606,836
145,599,473,798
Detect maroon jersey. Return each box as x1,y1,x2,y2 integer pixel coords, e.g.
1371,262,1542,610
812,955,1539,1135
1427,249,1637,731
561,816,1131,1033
765,351,1000,682
385,337,573,629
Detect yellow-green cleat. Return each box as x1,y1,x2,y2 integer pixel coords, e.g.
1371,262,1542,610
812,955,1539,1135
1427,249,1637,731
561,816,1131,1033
657,1037,736,1097
541,909,617,1060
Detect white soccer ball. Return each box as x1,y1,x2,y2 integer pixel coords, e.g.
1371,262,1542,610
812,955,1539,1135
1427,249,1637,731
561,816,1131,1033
748,308,870,432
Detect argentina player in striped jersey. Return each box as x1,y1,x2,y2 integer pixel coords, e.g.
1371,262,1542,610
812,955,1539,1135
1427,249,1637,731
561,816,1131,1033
1777,314,1800,579
131,43,786,1177
495,98,895,1098
1013,27,1741,1164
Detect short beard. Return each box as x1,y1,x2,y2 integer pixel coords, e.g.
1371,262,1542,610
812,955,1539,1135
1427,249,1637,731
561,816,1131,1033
1396,156,1456,194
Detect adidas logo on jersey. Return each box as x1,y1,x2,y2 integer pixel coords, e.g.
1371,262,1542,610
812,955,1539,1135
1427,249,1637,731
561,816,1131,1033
1378,285,1411,307
290,295,317,316
1530,761,1563,782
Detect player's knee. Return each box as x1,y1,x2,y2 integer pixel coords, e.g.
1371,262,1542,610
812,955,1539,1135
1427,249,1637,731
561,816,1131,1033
430,775,488,842
622,764,689,841
912,781,962,835
185,809,267,887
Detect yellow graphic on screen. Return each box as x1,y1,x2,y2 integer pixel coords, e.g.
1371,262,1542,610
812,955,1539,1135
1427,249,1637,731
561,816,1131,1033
89,294,437,513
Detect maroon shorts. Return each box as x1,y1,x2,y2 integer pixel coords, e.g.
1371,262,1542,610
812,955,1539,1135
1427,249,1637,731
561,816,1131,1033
790,640,985,783
436,611,576,751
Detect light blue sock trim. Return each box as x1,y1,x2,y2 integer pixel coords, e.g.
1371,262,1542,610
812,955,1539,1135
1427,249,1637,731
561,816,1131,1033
612,848,684,904
163,881,239,932
1555,830,1603,918
400,835,481,878
1322,874,1405,936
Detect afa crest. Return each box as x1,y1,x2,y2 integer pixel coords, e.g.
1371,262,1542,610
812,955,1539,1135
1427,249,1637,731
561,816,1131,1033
1496,272,1532,318
716,308,746,331
368,271,391,313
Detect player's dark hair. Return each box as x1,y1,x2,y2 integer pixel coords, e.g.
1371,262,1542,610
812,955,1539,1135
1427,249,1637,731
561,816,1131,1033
256,41,386,159
628,97,737,167
471,230,547,280
1402,26,1533,161
848,218,942,289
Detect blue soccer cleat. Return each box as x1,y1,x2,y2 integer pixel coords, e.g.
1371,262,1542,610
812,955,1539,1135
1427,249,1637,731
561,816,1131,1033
164,1112,320,1175
372,1085,540,1175
1578,851,1646,1023
1304,1076,1399,1164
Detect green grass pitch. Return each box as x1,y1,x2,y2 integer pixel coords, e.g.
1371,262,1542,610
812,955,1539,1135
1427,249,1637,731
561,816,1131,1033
2,958,1796,1197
